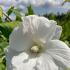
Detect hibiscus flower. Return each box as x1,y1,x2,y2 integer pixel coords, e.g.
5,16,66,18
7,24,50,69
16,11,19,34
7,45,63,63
6,15,70,70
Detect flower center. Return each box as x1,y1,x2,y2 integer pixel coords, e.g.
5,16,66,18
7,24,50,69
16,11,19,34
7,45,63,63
30,44,42,53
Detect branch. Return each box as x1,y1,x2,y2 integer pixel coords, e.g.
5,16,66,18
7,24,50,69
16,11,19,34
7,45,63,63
3,12,12,21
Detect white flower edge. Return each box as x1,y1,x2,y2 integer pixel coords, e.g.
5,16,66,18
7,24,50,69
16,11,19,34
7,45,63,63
6,15,70,70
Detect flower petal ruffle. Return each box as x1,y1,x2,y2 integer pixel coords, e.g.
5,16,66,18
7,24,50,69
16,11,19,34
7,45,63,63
6,48,37,70
9,24,33,52
52,25,62,39
36,53,58,70
23,15,57,43
46,40,70,69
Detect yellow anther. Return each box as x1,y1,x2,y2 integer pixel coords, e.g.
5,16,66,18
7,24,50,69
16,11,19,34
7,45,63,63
31,46,40,53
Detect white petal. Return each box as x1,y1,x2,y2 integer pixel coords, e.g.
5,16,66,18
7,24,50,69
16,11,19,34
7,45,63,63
36,53,58,70
46,40,70,69
23,15,57,43
52,25,62,39
12,54,37,70
6,48,37,70
9,23,33,52
9,15,58,51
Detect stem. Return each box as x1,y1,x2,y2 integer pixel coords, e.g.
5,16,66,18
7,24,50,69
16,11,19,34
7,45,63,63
3,12,12,21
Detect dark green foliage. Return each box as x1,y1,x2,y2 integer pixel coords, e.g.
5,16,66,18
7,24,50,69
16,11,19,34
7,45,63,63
6,6,14,16
0,34,8,70
0,21,19,39
0,17,2,23
25,5,34,16
13,9,22,21
0,7,3,23
6,6,22,21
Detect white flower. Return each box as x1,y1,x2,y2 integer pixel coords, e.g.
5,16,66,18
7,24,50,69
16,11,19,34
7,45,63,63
6,15,70,70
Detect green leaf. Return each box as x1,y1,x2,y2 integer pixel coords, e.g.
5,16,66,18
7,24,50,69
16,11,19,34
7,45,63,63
0,58,3,63
0,63,5,70
26,5,34,16
13,9,22,21
0,17,2,23
0,41,8,49
65,0,70,2
0,21,20,39
0,7,3,17
0,7,3,23
63,22,70,40
6,6,14,16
